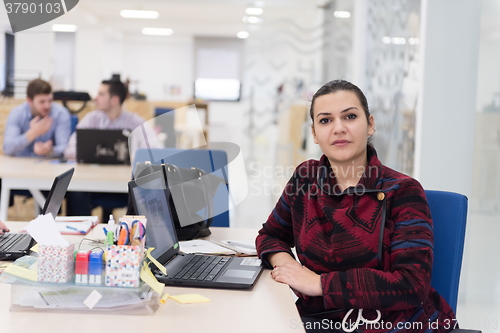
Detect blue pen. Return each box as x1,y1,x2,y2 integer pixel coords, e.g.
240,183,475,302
66,226,86,234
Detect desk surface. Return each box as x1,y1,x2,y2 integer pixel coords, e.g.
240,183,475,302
0,223,304,333
0,155,132,220
0,155,132,182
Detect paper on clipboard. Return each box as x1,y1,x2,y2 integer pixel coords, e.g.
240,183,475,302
55,216,99,223
179,240,236,255
220,240,257,256
55,216,99,235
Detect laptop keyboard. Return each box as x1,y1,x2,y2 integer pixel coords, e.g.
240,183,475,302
171,255,231,281
0,233,27,252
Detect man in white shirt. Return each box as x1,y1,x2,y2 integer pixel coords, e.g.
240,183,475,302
64,79,161,160
64,79,161,218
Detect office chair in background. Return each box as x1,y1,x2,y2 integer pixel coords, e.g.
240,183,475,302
425,190,481,333
133,148,230,227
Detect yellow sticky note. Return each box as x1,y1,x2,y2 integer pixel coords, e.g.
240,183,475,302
3,264,37,281
140,262,164,296
30,244,39,253
160,293,170,304
146,247,166,275
169,294,211,304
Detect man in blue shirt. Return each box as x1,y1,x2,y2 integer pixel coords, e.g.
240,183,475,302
3,79,71,157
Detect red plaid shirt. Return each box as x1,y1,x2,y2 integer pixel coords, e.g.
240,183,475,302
257,146,457,333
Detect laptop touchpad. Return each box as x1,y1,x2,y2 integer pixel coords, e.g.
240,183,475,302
222,269,255,279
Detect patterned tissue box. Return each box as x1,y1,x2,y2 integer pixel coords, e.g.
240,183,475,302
37,244,75,283
105,245,142,288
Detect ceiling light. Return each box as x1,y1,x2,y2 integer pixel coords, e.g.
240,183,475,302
382,36,391,44
246,7,263,15
237,31,249,39
243,16,263,24
333,11,351,18
392,37,406,45
142,27,173,36
120,10,159,19
408,38,420,45
52,24,78,32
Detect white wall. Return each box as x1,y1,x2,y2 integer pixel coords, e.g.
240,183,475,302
53,32,76,91
415,0,481,197
10,22,197,102
14,24,54,81
74,27,104,96
101,35,124,83
475,40,500,112
122,36,193,102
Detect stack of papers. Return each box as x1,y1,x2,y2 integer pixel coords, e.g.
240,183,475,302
218,240,257,256
179,239,257,256
179,240,235,255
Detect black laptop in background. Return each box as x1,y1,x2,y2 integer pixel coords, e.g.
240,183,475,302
0,168,74,260
128,170,263,290
76,129,130,165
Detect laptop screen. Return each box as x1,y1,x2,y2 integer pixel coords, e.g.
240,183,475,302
42,168,75,218
130,171,177,260
76,129,130,164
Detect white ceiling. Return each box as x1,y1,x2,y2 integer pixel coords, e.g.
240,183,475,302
48,0,500,42
62,0,320,38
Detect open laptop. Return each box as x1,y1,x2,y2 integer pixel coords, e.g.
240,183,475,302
0,168,75,260
76,129,130,165
128,170,263,289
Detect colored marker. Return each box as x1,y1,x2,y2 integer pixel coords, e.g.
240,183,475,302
75,250,90,284
89,251,103,285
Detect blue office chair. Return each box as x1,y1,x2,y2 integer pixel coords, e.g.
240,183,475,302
70,115,79,134
133,148,230,227
426,190,481,333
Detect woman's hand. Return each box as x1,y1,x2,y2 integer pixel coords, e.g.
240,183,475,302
0,220,10,235
270,260,323,297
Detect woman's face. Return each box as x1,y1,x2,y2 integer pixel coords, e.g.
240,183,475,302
311,90,375,168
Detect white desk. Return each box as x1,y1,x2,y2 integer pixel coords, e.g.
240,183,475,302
0,155,132,220
0,224,304,333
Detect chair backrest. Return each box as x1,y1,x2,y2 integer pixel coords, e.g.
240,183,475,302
70,115,79,134
425,190,468,313
133,148,230,227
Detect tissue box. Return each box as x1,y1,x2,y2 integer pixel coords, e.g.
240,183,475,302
105,245,142,288
37,244,75,283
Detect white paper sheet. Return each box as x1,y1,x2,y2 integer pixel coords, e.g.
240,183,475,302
179,240,236,255
24,213,69,247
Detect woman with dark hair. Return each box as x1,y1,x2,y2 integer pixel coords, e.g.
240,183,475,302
256,80,457,332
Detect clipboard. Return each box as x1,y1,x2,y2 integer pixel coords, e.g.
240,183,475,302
55,216,100,235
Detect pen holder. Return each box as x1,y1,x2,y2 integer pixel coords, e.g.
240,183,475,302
105,245,143,288
37,244,75,283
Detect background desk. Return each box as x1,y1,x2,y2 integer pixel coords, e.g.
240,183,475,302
0,224,304,333
0,155,132,220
